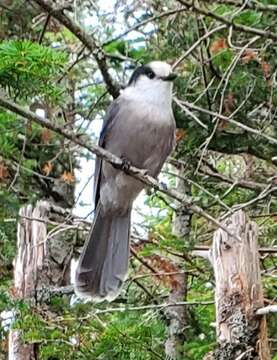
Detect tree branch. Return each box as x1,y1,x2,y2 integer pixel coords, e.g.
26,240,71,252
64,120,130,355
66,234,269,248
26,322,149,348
0,94,240,239
256,305,277,316
89,301,214,315
199,0,277,13
103,7,188,47
193,245,277,255
176,0,277,42
177,99,277,146
31,0,120,98
199,164,267,192
173,24,227,69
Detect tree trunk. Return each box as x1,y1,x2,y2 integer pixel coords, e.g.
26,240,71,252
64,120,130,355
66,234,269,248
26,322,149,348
210,210,271,360
9,201,74,360
165,167,191,359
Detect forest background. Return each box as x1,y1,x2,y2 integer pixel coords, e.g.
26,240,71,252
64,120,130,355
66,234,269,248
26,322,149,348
0,0,276,359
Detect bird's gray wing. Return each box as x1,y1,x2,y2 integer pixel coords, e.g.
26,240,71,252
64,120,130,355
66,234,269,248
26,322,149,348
93,99,120,207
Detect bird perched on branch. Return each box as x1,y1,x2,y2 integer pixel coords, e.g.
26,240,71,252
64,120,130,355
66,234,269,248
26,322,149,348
75,61,177,301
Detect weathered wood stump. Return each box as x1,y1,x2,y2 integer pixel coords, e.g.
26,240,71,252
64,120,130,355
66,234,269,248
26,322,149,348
9,202,49,360
210,210,270,360
9,201,74,360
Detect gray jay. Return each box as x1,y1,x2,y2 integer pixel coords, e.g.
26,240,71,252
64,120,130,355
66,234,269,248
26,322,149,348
75,61,176,301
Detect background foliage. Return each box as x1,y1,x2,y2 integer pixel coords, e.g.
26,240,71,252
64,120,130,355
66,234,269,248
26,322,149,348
0,0,276,359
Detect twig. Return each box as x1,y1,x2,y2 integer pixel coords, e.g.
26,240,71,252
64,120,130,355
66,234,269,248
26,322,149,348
195,36,260,173
176,0,277,41
212,36,259,102
0,4,14,12
193,76,216,104
192,245,277,254
32,0,120,98
130,271,187,282
57,46,86,83
54,301,214,322
188,178,232,212
196,17,213,119
8,123,28,190
173,24,227,69
92,301,214,314
37,285,75,297
164,169,232,211
174,97,208,129
234,348,254,360
177,99,277,145
221,185,277,219
103,7,188,47
38,13,51,44
198,0,277,13
131,247,157,274
256,305,277,315
199,163,266,191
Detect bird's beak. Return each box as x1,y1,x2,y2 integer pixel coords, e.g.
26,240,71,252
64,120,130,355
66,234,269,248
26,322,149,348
160,73,178,82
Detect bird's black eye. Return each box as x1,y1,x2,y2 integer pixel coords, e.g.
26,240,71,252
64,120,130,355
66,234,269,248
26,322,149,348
146,70,155,79
128,65,156,86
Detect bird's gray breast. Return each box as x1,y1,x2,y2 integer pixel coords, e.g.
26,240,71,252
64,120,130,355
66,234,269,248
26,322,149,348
99,97,175,214
105,98,175,175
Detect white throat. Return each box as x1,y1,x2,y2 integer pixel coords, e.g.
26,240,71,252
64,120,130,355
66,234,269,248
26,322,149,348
121,80,173,110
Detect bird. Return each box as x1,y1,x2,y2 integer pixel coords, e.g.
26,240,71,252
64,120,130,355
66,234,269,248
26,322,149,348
75,61,177,301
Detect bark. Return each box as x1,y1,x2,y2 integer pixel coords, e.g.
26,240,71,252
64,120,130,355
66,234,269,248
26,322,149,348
210,210,271,360
165,167,191,359
9,201,75,360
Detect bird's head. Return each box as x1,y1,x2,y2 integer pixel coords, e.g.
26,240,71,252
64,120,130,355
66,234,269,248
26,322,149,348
126,61,177,105
128,61,177,86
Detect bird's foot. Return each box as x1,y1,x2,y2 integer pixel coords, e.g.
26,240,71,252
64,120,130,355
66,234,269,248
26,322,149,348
141,169,148,176
121,157,131,172
160,181,168,190
113,157,131,172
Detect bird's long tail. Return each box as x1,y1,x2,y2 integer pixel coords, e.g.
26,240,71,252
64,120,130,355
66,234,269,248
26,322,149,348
75,204,131,301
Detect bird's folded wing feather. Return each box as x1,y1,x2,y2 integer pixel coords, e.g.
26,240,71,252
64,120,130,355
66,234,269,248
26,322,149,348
93,99,121,207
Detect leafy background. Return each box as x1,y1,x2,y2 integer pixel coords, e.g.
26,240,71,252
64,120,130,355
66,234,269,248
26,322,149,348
0,0,276,359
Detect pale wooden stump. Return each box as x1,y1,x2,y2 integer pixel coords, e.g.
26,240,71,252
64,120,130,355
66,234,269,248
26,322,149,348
210,210,270,360
9,201,74,360
9,201,49,360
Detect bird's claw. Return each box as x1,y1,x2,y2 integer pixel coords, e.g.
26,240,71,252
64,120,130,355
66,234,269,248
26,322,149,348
160,181,168,190
121,157,131,172
141,169,148,176
113,157,131,172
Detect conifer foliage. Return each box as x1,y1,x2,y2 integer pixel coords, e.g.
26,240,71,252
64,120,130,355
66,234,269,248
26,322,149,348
0,1,276,359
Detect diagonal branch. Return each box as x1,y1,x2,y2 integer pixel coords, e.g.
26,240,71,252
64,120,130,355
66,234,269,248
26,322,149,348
31,0,120,98
173,24,227,69
103,7,188,47
177,99,277,146
199,165,266,192
0,94,240,240
59,301,214,319
198,0,277,13
176,0,277,42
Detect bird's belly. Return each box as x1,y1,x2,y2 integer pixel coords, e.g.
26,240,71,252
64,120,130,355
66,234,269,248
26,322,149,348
100,168,143,215
107,103,173,167
114,123,172,174
100,106,174,214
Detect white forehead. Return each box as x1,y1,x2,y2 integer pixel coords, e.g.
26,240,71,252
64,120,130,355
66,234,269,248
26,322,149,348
147,61,172,77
